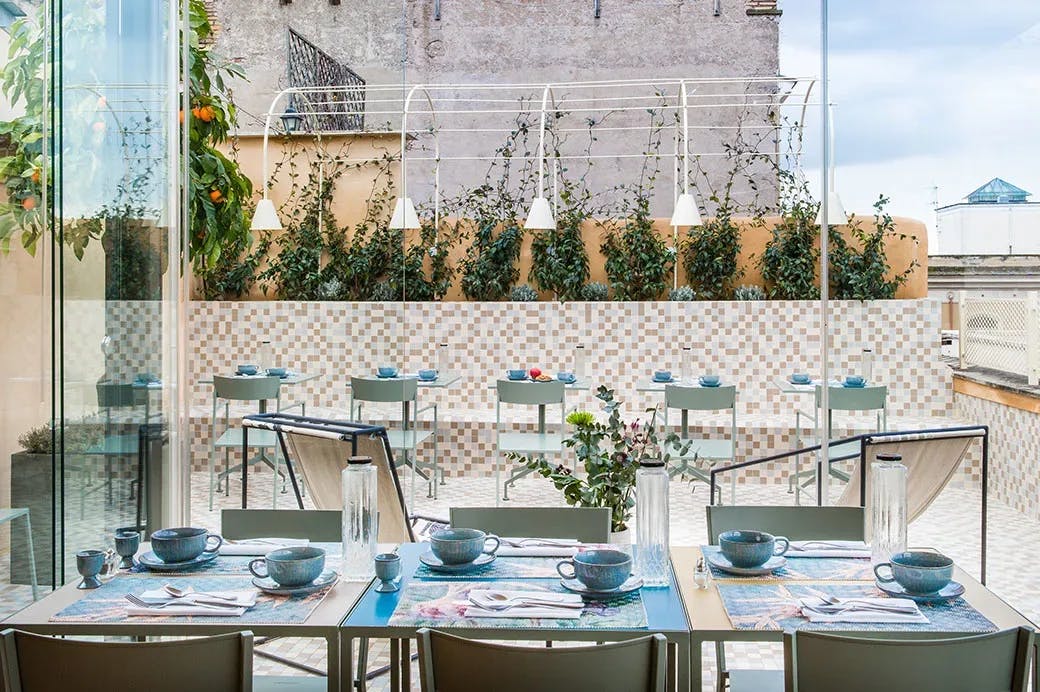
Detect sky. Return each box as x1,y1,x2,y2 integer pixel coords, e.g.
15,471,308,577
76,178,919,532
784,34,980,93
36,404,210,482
779,0,1040,248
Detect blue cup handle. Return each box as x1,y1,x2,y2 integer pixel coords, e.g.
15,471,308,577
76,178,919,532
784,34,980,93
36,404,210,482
773,537,789,557
556,560,576,580
873,563,896,583
205,534,223,553
248,558,268,579
483,535,501,556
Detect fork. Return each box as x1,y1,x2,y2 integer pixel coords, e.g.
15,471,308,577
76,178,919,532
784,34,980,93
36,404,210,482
468,596,583,611
124,593,238,610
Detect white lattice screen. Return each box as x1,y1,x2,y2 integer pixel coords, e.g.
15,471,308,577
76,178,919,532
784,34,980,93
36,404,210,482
959,292,1040,385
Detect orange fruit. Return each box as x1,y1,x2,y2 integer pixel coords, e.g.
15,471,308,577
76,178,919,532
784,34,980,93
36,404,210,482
178,109,185,124
199,105,215,122
31,168,40,184
21,196,36,211
209,189,224,204
191,107,201,120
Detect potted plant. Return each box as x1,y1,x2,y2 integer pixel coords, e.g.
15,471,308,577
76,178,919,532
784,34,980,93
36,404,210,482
508,386,689,542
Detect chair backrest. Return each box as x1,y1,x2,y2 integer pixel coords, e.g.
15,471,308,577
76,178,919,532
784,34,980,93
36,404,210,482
496,380,565,406
706,505,865,543
815,385,887,412
221,509,342,542
96,382,144,409
0,629,253,692
351,377,418,404
214,375,281,402
449,507,611,543
783,627,1032,692
418,628,666,692
664,384,736,412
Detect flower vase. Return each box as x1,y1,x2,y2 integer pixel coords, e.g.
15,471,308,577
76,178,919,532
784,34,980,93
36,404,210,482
609,528,632,546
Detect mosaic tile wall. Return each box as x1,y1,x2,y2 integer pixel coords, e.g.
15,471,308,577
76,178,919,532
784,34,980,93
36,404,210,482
185,299,972,484
953,389,1040,521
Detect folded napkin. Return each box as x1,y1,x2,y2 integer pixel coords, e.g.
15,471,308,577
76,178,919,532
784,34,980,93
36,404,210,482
219,538,310,556
496,537,580,557
799,596,927,624
461,589,584,619
127,603,248,617
126,588,256,617
787,540,871,559
138,588,257,607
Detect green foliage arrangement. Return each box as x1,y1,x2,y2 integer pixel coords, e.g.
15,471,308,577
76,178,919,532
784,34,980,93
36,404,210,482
17,424,50,454
829,195,918,300
681,212,743,299
733,284,766,301
509,284,539,301
668,285,697,301
579,282,610,301
506,386,688,532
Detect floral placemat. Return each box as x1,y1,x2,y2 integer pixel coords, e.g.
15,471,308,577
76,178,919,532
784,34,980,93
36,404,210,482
413,556,566,580
701,546,874,582
716,582,996,633
51,575,332,625
388,579,647,630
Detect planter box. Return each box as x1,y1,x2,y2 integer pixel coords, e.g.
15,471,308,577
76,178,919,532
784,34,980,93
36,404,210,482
9,452,60,587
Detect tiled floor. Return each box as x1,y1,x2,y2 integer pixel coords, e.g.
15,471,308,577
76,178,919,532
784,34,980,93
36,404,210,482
0,466,1036,691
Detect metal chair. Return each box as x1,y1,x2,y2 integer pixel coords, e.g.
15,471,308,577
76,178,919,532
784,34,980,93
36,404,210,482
663,384,737,503
495,379,566,503
706,505,866,692
449,506,611,543
350,376,439,509
221,508,342,542
790,385,887,504
210,376,284,510
0,629,253,692
783,627,1033,692
417,629,667,692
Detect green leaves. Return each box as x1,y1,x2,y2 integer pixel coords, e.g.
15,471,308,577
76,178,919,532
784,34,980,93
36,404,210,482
681,212,743,300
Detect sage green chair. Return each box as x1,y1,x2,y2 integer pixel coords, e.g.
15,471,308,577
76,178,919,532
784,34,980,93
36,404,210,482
783,627,1033,692
706,505,866,692
449,507,611,543
663,384,737,503
791,385,887,504
0,629,253,692
210,376,284,510
221,508,342,542
350,376,439,508
417,629,667,692
495,379,566,503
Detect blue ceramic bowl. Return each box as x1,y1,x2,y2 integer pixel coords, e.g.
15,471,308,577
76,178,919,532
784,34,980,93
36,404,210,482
874,551,953,595
266,367,287,377
250,546,326,587
507,369,528,381
237,364,259,376
557,371,576,383
135,372,158,384
430,528,501,565
791,372,810,384
557,549,631,591
699,374,721,386
418,369,438,381
151,527,223,563
653,369,672,382
719,530,789,569
377,366,399,378
845,375,865,386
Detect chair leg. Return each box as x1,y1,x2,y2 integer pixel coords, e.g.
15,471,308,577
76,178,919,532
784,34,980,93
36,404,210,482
495,453,502,508
272,446,279,509
715,642,727,692
208,448,216,511
224,448,230,497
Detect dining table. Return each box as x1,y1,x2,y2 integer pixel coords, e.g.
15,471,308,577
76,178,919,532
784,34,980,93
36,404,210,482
670,545,1039,691
339,541,692,692
3,541,364,692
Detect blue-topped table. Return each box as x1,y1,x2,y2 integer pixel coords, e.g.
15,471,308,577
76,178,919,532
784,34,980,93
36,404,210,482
340,542,691,692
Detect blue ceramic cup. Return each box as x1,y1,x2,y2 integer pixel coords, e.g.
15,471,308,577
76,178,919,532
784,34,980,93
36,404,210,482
699,374,721,386
237,364,259,376
557,371,575,383
377,366,399,378
76,550,105,590
430,528,501,565
791,372,810,384
719,530,789,568
249,546,327,587
418,369,438,381
266,367,287,377
845,375,865,386
874,551,953,594
151,527,222,563
653,369,672,382
557,549,631,591
507,369,527,381
375,553,402,582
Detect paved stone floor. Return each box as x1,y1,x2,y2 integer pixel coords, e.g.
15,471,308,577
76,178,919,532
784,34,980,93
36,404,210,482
0,466,1035,691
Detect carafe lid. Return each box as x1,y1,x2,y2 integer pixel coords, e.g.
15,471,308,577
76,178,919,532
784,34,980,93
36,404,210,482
347,455,373,465
639,459,666,468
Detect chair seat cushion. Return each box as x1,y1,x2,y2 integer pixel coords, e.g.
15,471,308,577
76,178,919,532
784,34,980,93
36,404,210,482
674,437,734,461
497,432,564,455
86,434,141,455
385,429,436,450
214,427,278,449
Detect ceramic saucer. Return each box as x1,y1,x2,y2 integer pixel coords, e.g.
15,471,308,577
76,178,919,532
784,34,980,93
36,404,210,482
252,569,339,596
560,575,643,598
137,550,219,572
789,378,812,385
842,382,866,388
419,551,496,574
652,377,674,384
698,381,722,388
876,579,965,603
706,552,787,576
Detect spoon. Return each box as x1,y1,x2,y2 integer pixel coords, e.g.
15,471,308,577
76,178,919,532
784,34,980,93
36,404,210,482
817,595,917,613
163,584,236,601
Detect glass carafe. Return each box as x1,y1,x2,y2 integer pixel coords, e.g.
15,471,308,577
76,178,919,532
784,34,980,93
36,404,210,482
870,453,907,566
635,459,670,587
341,456,378,580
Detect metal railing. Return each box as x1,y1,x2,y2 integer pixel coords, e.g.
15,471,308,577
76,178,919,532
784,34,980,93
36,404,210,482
959,291,1040,385
286,27,365,131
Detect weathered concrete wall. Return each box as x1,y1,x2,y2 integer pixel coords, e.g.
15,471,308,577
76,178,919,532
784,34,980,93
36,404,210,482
213,0,781,215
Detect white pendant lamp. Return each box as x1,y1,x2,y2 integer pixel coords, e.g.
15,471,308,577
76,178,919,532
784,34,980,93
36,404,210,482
815,189,847,226
524,196,556,230
670,192,702,227
389,196,420,230
250,198,282,231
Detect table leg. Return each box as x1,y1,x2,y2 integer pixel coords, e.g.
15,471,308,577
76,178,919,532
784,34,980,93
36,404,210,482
343,637,355,692
356,637,369,692
400,637,411,691
23,513,38,600
667,643,677,692
326,634,341,692
390,638,400,692
690,637,704,692
677,641,691,692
